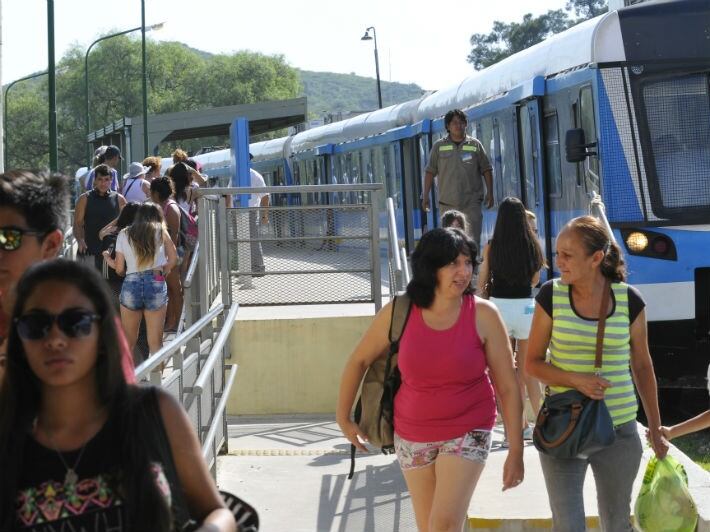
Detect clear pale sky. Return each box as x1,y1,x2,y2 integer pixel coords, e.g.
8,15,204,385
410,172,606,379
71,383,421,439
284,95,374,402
3,0,567,91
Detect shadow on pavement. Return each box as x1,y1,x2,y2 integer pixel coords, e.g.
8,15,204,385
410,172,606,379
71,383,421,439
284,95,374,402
317,460,415,532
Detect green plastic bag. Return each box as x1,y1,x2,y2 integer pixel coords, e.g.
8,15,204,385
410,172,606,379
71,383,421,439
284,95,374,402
634,455,698,532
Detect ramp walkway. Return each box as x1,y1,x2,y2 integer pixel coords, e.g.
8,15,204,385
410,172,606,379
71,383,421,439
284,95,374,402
217,417,710,532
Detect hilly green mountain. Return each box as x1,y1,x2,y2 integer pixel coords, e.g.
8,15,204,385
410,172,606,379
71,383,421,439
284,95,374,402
297,69,425,118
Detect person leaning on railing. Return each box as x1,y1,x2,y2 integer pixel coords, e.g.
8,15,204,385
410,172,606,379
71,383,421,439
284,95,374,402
525,215,668,532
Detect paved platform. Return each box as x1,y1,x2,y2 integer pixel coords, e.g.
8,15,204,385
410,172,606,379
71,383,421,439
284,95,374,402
215,416,709,532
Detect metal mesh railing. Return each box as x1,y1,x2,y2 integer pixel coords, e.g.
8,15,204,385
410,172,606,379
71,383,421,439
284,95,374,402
197,184,384,309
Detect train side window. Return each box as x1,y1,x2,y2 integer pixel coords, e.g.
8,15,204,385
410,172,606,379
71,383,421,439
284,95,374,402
572,101,583,187
478,116,495,201
293,160,301,185
543,113,563,197
499,111,518,199
492,119,504,201
580,86,600,191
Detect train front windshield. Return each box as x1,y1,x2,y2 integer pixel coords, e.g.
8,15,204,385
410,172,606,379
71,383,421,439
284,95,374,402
639,71,710,221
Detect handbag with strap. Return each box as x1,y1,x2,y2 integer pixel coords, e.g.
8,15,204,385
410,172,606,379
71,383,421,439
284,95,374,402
532,279,616,459
348,294,412,479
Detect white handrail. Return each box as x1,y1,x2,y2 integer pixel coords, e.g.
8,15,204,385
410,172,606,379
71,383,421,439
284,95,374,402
202,364,238,458
386,198,402,273
400,246,411,286
192,302,240,395
183,241,200,289
589,191,617,244
135,304,224,379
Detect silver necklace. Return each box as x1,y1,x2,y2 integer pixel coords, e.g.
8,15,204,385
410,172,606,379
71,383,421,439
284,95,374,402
34,419,91,488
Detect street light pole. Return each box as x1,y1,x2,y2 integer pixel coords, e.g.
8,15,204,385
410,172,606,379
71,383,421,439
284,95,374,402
84,20,163,165
85,26,140,166
141,0,149,158
3,71,48,169
47,0,58,171
361,26,383,109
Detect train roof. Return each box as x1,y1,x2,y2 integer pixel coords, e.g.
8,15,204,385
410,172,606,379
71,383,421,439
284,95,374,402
219,0,709,161
415,11,625,120
291,95,427,153
288,11,627,151
250,136,293,162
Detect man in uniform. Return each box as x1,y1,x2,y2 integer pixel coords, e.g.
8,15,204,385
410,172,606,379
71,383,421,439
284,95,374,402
421,109,494,246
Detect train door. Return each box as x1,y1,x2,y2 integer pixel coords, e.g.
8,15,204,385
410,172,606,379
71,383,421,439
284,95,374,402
400,137,424,250
518,98,552,278
383,143,407,248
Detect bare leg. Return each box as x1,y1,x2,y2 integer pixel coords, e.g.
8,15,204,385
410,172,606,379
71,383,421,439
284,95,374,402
119,306,143,353
165,268,182,331
401,464,436,532
517,339,543,419
511,337,529,431
429,455,485,532
144,306,168,355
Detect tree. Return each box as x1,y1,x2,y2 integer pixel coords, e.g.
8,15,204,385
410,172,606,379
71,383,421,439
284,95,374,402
467,0,608,70
3,35,302,174
567,0,608,20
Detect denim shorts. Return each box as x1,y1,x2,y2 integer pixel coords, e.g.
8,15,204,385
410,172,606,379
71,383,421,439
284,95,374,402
120,271,168,311
394,430,492,471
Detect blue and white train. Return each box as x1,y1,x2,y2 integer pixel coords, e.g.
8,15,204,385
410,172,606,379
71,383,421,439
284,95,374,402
193,0,710,387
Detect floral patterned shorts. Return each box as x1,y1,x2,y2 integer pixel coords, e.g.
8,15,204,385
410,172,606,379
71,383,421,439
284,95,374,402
394,429,493,471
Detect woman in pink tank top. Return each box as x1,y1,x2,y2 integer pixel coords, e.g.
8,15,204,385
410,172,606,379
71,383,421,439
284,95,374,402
338,228,524,531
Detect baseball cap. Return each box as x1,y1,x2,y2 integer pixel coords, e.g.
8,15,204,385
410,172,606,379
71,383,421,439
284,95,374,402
105,145,122,160
128,162,148,179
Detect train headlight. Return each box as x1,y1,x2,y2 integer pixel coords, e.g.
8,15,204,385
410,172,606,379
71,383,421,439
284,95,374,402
625,232,649,253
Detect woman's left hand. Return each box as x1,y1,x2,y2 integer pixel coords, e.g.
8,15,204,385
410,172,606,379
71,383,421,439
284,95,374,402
646,427,670,459
102,250,116,269
502,451,524,491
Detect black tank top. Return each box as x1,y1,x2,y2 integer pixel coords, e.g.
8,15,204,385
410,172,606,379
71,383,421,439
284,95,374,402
14,388,191,531
84,190,120,254
489,275,532,298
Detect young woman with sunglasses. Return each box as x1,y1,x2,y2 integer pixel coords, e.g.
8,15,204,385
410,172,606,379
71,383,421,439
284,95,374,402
0,259,235,531
103,203,177,355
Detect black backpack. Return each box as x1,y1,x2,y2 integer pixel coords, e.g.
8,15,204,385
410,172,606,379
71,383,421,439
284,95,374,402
348,294,413,479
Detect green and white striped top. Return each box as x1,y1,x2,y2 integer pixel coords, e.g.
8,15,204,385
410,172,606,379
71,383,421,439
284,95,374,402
549,279,638,427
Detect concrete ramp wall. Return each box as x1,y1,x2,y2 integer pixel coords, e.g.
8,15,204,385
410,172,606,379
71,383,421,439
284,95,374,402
227,306,374,415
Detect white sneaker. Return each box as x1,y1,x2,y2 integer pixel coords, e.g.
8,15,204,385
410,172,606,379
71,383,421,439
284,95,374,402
523,426,534,440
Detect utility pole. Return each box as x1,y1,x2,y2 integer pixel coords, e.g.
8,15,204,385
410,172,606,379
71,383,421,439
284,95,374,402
47,0,58,172
141,0,149,157
0,0,4,173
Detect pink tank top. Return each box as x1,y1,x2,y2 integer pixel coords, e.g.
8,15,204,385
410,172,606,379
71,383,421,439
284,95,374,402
394,295,496,442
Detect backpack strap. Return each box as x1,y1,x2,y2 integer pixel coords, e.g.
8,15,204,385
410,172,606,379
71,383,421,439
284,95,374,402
348,294,413,479
123,177,138,197
388,293,413,346
383,293,413,388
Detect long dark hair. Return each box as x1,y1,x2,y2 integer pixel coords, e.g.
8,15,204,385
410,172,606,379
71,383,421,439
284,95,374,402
407,228,477,308
169,162,191,203
488,197,545,287
0,260,172,530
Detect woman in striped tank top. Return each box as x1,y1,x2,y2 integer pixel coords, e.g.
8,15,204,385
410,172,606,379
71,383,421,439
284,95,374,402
526,216,668,532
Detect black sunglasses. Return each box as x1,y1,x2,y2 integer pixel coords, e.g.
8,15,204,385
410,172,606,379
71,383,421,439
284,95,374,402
15,309,101,340
0,227,46,251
